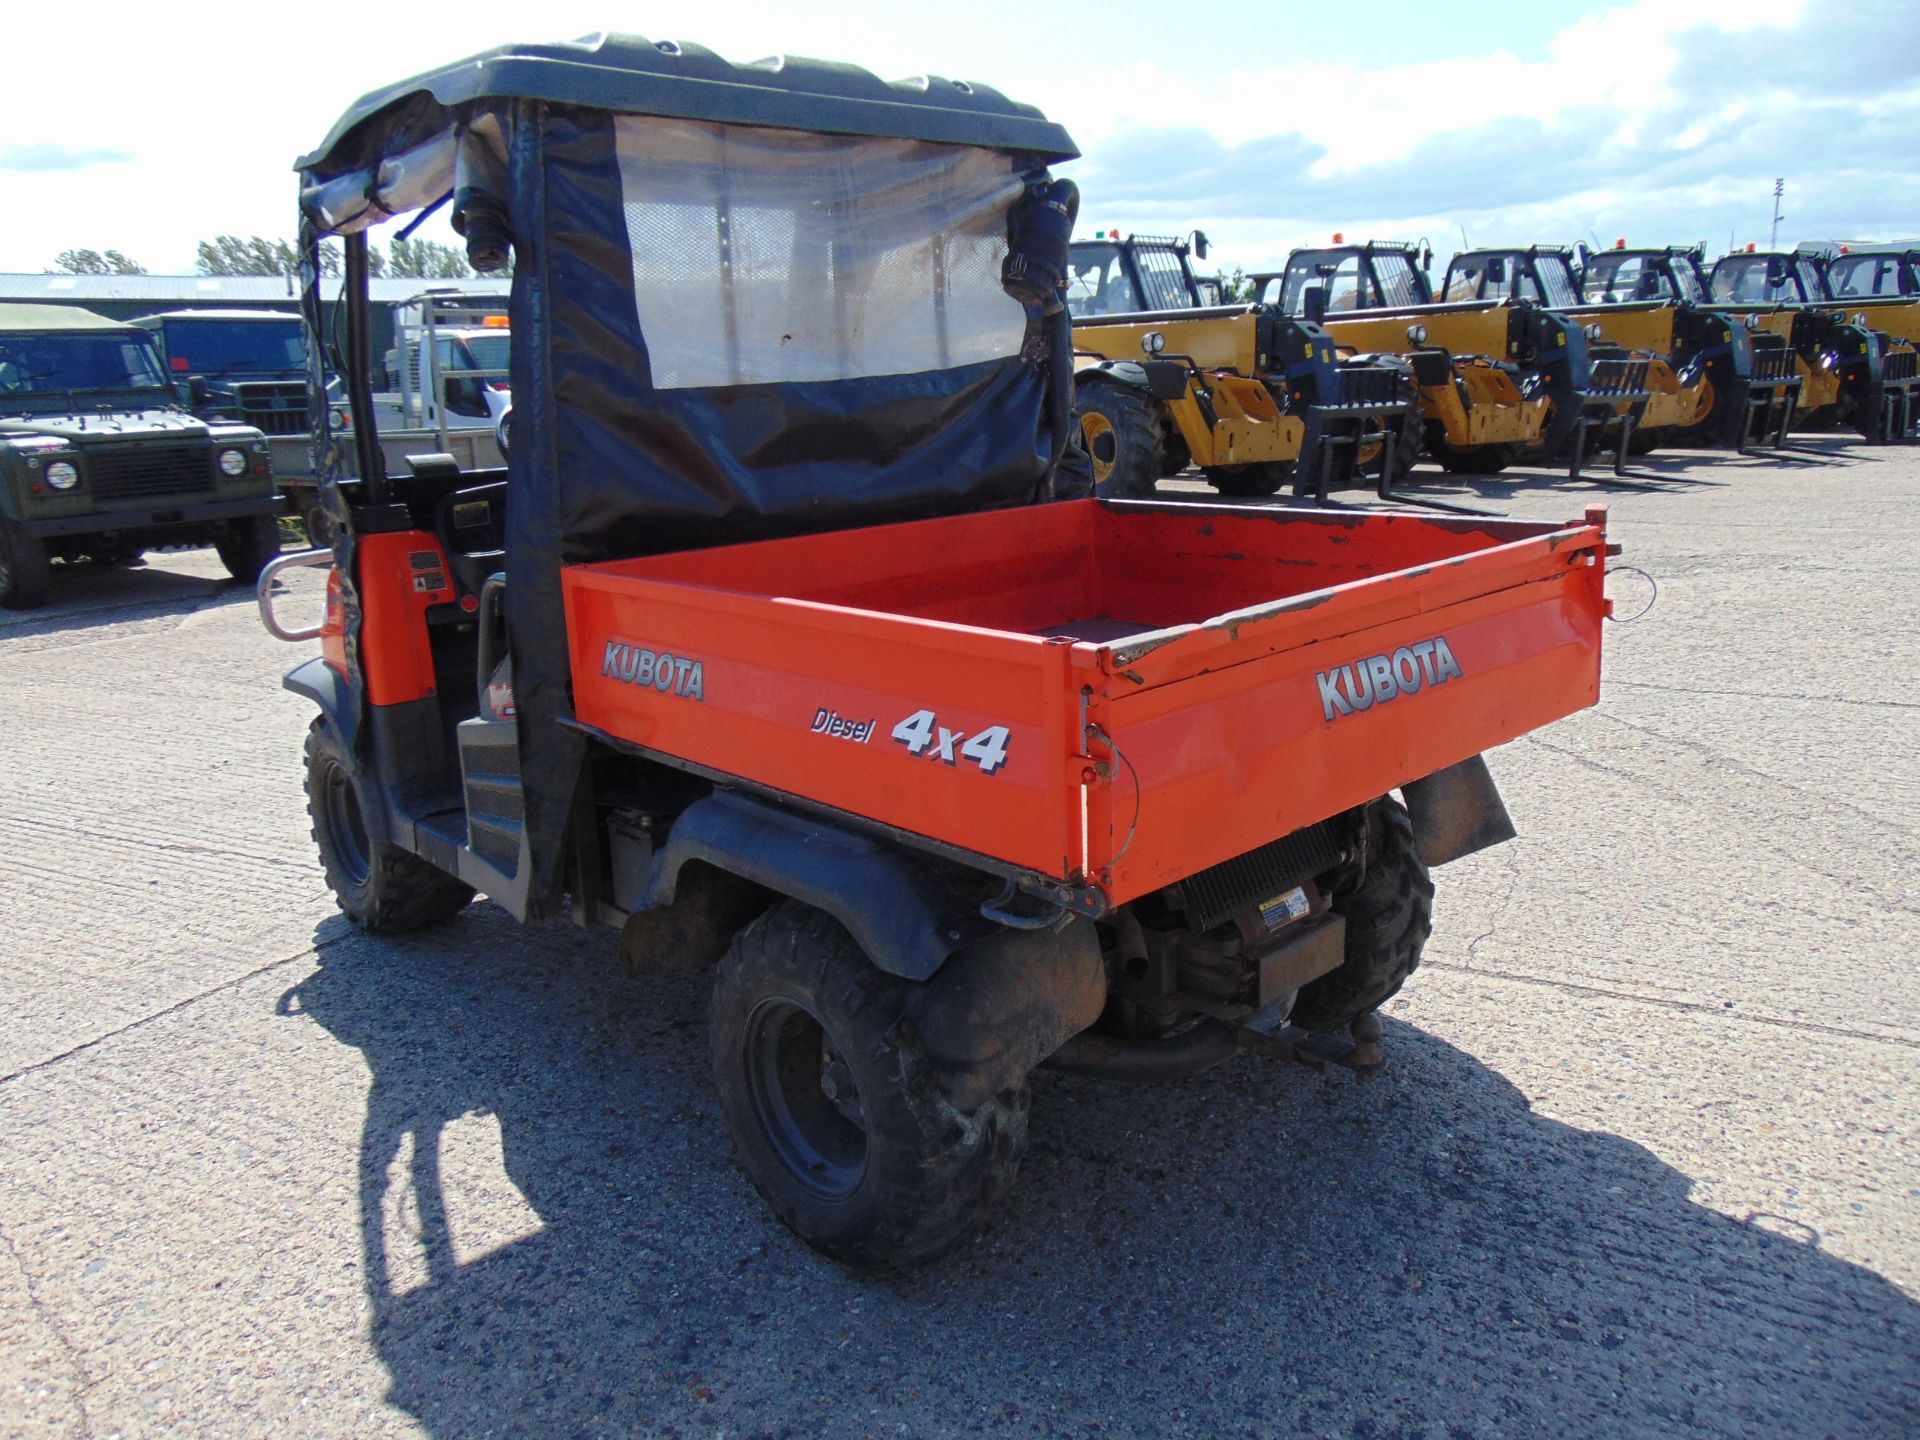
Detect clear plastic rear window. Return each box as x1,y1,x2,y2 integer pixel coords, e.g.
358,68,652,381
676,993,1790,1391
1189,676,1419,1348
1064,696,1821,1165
615,117,1027,389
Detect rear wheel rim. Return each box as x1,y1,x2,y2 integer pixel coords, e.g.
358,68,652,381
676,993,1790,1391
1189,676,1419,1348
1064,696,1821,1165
743,997,868,1200
1079,412,1118,484
322,763,372,887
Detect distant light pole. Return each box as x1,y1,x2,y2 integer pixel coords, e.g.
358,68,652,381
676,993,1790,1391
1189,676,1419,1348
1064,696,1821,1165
1770,178,1785,248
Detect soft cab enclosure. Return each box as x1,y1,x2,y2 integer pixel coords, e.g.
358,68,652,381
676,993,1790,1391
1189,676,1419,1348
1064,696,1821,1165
564,497,1609,909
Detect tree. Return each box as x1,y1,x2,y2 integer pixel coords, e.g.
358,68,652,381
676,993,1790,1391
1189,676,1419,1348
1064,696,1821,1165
50,248,147,276
385,237,474,280
196,234,303,277
1218,265,1256,304
193,235,414,280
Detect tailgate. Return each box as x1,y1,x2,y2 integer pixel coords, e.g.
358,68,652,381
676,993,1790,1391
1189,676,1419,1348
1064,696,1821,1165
562,500,1610,909
1087,511,1608,904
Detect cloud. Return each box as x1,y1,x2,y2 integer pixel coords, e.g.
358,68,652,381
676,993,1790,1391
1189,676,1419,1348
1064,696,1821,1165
0,143,133,173
1062,0,1920,270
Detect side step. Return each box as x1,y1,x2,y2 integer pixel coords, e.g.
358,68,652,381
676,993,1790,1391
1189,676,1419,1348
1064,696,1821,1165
455,714,532,914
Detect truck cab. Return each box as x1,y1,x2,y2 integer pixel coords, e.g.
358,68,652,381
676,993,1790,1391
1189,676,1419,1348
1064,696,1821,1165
0,303,282,608
134,309,310,438
380,293,512,439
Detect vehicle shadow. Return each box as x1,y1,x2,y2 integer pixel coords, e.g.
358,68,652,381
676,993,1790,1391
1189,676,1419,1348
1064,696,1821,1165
0,553,255,640
282,913,1920,1440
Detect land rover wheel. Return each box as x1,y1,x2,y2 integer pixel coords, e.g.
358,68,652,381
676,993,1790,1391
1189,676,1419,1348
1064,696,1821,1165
711,901,1028,1269
1072,381,1166,499
1292,797,1435,1032
216,513,284,584
0,515,52,610
305,718,474,932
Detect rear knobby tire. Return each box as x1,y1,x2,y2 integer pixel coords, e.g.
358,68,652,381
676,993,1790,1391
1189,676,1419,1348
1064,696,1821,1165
304,717,474,933
1072,380,1168,499
0,515,52,610
710,900,1029,1269
1292,798,1435,1032
217,513,284,584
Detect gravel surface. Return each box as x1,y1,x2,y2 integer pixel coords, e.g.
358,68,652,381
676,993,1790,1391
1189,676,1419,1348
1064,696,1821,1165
2,443,1916,1439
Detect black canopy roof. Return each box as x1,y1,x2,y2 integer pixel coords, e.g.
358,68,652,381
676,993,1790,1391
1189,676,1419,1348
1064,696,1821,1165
297,32,1078,179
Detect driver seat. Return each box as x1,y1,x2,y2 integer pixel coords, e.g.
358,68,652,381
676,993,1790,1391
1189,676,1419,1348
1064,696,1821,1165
433,481,509,597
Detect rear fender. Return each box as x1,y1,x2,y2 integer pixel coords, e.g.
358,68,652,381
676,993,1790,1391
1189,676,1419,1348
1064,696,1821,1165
646,793,1106,1104
1399,754,1516,867
641,791,967,982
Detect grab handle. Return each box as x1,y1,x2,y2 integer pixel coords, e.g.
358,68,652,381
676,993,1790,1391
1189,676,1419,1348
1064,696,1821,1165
256,548,333,642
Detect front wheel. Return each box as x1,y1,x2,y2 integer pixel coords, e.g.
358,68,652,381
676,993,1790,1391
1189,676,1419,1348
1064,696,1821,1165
710,901,1029,1268
0,515,52,610
1292,797,1435,1031
216,513,284,584
304,718,474,932
1071,381,1168,499
1356,406,1425,491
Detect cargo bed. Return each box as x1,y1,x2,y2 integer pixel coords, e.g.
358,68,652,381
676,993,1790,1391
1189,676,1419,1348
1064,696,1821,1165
562,499,1609,909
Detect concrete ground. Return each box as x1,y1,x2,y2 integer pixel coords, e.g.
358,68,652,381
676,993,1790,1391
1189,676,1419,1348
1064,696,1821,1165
1,443,1916,1439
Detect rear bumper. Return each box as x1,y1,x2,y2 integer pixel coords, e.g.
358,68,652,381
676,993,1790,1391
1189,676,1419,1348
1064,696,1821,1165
20,494,283,539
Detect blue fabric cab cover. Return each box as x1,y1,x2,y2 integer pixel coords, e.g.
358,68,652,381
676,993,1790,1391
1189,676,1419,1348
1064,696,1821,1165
532,109,1052,563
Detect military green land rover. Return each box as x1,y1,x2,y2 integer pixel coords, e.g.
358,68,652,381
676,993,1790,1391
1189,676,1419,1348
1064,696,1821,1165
0,303,282,609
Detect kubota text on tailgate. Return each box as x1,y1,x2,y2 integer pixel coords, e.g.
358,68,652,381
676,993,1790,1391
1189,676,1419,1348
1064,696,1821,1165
1317,636,1464,722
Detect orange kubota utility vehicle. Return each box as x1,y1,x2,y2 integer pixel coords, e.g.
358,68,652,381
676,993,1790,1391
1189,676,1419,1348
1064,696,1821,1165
262,35,1614,1268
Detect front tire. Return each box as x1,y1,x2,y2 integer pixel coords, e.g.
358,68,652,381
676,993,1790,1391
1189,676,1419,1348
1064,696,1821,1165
304,717,474,932
1356,405,1424,491
216,513,284,584
1292,798,1435,1031
710,901,1028,1269
0,515,52,610
1071,381,1168,499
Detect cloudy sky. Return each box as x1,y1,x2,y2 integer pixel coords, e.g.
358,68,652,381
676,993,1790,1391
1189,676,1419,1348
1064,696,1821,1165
3,0,1915,278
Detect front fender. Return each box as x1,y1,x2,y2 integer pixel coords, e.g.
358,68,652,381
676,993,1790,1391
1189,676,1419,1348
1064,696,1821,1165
283,655,358,755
